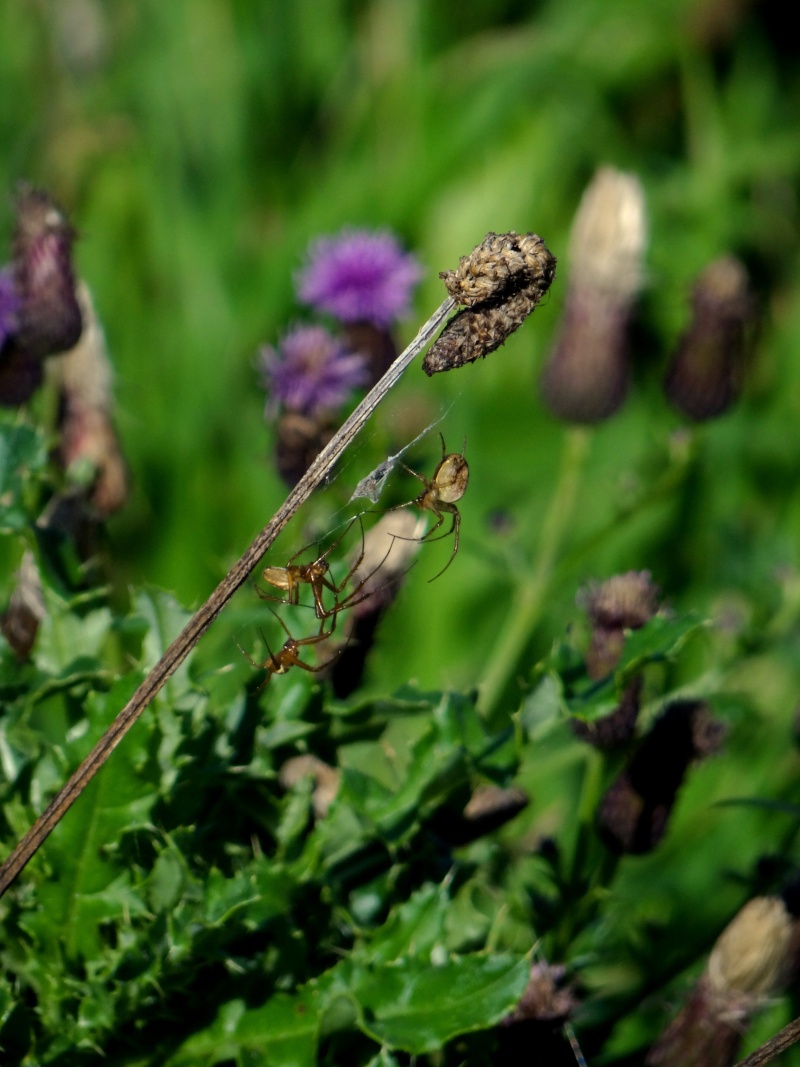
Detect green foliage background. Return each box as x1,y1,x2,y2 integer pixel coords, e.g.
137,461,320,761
2,0,800,1064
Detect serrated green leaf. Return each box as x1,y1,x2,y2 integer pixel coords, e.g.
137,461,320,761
351,953,530,1053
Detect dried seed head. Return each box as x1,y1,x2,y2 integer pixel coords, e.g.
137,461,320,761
440,231,556,307
51,283,129,517
568,167,648,297
664,256,753,421
707,897,795,1000
540,167,647,423
279,754,341,819
1,551,46,662
423,231,556,375
583,570,660,631
503,961,578,1026
648,898,797,1066
580,570,659,678
11,184,82,360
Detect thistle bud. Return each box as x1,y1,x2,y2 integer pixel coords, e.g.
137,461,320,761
597,700,725,853
259,325,368,487
648,896,797,1067
11,185,82,360
540,167,647,423
1,551,46,662
423,232,556,374
500,961,581,1065
663,256,753,421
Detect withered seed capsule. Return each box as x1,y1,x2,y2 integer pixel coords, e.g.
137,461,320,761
423,231,556,375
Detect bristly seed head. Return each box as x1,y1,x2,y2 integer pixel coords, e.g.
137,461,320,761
423,231,556,375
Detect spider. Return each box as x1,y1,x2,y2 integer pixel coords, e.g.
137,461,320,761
388,433,469,580
237,610,340,688
255,515,385,620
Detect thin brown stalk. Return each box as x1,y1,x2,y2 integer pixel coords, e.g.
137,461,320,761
732,1016,800,1067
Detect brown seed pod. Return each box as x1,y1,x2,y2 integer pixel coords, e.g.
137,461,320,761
423,231,556,375
440,231,556,307
423,287,542,375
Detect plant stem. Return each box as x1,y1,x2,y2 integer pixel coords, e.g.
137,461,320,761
479,426,591,724
0,298,456,898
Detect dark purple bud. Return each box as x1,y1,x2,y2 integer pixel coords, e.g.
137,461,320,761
11,185,82,359
663,256,754,421
597,700,725,854
539,168,646,423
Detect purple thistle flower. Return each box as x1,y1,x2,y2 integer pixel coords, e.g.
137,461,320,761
0,267,20,350
297,228,422,328
259,325,368,419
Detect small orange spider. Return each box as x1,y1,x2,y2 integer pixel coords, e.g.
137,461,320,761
237,610,340,689
389,433,469,580
255,516,384,620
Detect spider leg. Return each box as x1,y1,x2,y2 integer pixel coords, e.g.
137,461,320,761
426,511,460,581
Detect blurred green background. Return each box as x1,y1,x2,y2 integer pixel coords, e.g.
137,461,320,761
1,0,799,715
4,1,800,1061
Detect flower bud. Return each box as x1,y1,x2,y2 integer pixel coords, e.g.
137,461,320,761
648,896,797,1066
1,551,45,662
597,700,725,853
540,167,646,423
11,185,82,360
663,256,753,421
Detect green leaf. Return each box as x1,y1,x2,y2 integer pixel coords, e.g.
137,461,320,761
0,422,47,532
351,953,530,1053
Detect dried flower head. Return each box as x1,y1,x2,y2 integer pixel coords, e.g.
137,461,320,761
11,184,82,359
540,167,647,423
423,231,556,375
297,228,422,328
279,754,341,819
648,897,797,1067
52,283,129,518
503,961,578,1026
0,267,19,350
1,551,46,662
664,256,753,421
259,325,368,419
